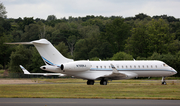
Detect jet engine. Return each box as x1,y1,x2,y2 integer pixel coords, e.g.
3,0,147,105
60,61,91,71
40,65,60,73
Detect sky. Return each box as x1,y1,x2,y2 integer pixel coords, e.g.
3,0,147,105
1,0,180,19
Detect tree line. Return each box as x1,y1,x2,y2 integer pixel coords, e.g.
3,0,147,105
0,3,180,77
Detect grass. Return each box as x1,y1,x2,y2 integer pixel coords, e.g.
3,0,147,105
0,78,180,100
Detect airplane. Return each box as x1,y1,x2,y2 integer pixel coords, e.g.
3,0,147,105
7,39,177,85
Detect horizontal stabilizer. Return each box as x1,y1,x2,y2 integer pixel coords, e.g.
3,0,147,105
5,42,33,45
20,65,30,74
19,65,67,77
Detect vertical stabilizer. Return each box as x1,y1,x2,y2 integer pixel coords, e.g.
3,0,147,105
32,39,73,65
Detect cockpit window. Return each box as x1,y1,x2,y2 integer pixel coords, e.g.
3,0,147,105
163,64,168,67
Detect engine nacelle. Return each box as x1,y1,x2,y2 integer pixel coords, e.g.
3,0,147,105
40,65,60,73
61,61,91,71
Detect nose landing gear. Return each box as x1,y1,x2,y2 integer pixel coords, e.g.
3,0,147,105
162,77,167,85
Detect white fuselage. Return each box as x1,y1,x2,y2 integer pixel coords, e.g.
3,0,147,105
45,60,177,80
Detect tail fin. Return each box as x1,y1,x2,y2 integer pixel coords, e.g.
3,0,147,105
6,39,73,65
31,39,73,65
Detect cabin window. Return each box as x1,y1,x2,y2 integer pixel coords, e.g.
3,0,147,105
104,66,106,68
122,66,124,68
138,65,140,68
151,65,153,68
130,66,132,68
96,66,98,68
142,65,144,68
134,66,136,68
100,66,102,68
147,65,148,68
163,64,168,67
126,66,128,68
155,65,157,68
109,66,111,68
117,66,119,68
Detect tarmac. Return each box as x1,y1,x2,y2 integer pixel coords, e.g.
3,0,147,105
0,98,180,106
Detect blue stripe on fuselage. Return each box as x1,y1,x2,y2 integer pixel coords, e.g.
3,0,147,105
90,68,172,72
41,56,54,66
41,56,61,67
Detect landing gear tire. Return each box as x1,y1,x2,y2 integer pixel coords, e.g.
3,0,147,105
87,80,94,85
162,77,167,85
100,80,107,85
162,81,166,85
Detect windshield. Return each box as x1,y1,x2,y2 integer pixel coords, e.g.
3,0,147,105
163,64,168,67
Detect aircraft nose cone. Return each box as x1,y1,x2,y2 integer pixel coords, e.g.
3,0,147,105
172,68,177,75
175,70,177,74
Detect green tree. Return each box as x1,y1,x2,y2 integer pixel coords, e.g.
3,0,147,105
0,17,11,36
134,13,150,20
125,19,174,58
51,22,80,45
21,24,39,41
170,21,180,40
0,34,13,69
79,25,100,38
37,21,46,39
18,17,34,32
55,41,69,58
81,19,105,32
47,15,57,21
0,2,7,18
74,39,89,60
9,45,32,73
88,47,99,59
98,41,113,59
167,40,180,54
89,57,99,60
67,35,76,57
103,18,131,53
29,47,44,73
146,19,174,54
147,52,162,60
111,52,133,60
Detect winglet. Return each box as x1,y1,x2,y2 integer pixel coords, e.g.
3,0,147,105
110,64,119,73
19,65,30,74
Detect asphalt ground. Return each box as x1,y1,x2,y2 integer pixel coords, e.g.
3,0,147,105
0,98,180,106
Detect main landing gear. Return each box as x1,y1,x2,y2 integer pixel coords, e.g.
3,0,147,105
162,77,167,85
87,79,108,85
87,80,94,85
100,79,108,85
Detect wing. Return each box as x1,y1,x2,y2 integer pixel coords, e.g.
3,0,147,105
97,64,138,80
20,65,66,77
